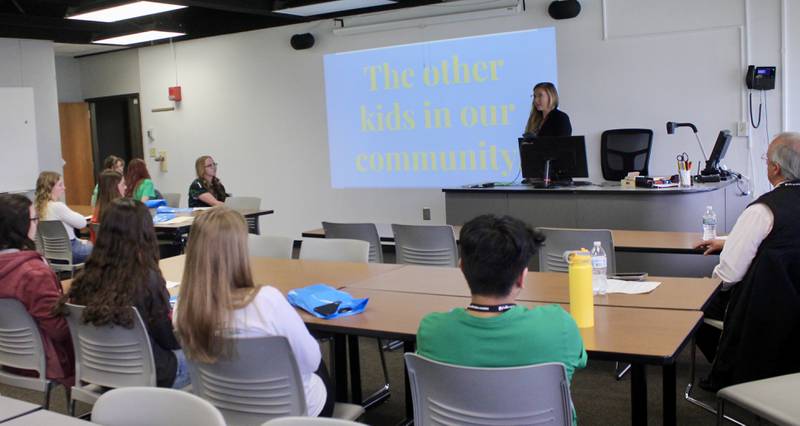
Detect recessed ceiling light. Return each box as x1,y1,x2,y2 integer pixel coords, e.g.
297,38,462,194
274,0,395,17
68,1,186,23
93,30,185,45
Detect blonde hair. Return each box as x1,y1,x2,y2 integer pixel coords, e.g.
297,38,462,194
524,82,560,135
175,206,256,363
195,155,212,183
34,171,61,220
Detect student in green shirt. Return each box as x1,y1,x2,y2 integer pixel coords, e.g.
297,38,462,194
125,159,157,202
416,214,588,423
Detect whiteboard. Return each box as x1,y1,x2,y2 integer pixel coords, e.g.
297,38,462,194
0,87,39,193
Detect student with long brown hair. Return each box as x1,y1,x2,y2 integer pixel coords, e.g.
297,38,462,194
90,170,126,243
125,159,157,202
187,155,228,207
35,171,92,263
175,206,333,416
0,193,74,387
91,155,125,206
56,199,189,389
523,82,572,138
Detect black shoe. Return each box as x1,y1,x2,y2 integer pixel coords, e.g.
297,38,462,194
698,376,722,392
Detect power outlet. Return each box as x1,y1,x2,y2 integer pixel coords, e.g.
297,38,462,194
148,148,157,158
737,121,749,137
422,207,431,221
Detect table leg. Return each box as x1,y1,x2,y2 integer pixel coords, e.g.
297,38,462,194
333,334,348,402
631,363,647,426
663,363,676,426
403,341,415,420
348,335,362,404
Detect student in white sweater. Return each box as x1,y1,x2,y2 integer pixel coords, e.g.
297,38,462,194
34,171,92,263
175,206,334,417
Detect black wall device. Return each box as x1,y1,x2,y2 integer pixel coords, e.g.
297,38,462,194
290,33,315,50
745,66,776,90
548,0,581,20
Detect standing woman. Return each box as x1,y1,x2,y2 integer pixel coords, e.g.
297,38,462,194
91,155,125,206
175,207,334,417
0,194,75,388
35,171,93,264
56,199,190,389
524,82,572,138
188,155,228,207
90,170,126,243
125,159,157,202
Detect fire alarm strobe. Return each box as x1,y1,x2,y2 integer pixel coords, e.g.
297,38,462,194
168,86,182,102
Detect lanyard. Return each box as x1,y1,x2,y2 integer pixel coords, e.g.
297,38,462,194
467,303,516,313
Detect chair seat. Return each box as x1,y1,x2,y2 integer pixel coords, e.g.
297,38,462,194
718,373,800,426
71,383,108,406
332,402,365,420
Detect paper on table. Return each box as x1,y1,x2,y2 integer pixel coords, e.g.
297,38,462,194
166,280,180,289
606,279,661,294
162,216,193,225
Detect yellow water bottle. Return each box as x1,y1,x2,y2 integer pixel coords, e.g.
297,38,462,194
564,249,595,328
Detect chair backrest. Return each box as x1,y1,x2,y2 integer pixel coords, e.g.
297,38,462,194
601,128,654,181
536,227,616,274
186,336,306,426
404,353,572,426
0,299,48,388
248,235,293,259
37,220,73,264
93,387,226,426
322,222,383,263
162,192,181,208
225,196,261,210
262,418,364,425
391,224,458,267
64,303,156,389
299,238,369,263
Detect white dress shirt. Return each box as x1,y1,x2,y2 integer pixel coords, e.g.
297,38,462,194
43,201,88,241
712,203,773,287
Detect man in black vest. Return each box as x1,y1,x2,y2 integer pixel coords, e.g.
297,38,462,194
694,131,800,390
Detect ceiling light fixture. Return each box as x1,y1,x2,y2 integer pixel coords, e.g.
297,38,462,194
68,1,186,23
274,0,396,17
93,30,185,45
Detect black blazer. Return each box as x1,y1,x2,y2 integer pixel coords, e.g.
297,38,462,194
538,108,572,137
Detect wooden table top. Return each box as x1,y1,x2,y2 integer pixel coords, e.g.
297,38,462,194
345,264,719,311
68,205,274,229
306,288,702,364
302,225,707,254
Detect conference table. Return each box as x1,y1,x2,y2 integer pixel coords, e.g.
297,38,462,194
0,396,39,423
1,409,99,425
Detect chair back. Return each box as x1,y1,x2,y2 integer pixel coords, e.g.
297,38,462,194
93,387,226,426
536,227,616,274
601,128,653,181
299,238,369,263
404,353,572,426
64,303,156,389
391,224,457,267
225,196,262,234
322,222,383,263
187,336,306,426
248,235,293,259
162,192,181,208
38,220,73,265
0,299,49,391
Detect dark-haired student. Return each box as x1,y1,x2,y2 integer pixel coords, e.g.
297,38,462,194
0,194,75,387
56,199,189,389
416,214,587,424
90,170,126,243
91,155,125,206
188,155,229,207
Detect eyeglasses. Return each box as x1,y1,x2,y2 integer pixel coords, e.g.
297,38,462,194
205,162,218,168
30,217,39,223
761,153,769,161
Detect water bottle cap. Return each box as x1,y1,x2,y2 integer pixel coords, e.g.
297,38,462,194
593,241,601,246
706,205,712,209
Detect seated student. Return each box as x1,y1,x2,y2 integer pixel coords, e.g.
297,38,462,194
416,214,587,423
35,171,92,263
125,159,157,202
91,155,125,206
188,155,228,207
0,194,75,387
55,199,189,389
175,206,334,417
90,170,126,243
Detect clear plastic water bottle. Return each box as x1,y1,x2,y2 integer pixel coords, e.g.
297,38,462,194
590,241,608,295
702,206,717,241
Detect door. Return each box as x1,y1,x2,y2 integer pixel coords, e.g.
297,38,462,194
87,94,144,177
58,102,94,205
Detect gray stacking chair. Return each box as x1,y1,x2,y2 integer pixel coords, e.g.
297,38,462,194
322,222,383,263
93,387,226,426
391,224,458,267
248,235,294,259
225,196,262,234
64,303,156,416
299,238,369,263
535,227,616,274
187,336,364,426
162,192,181,208
38,220,85,277
716,373,800,426
0,299,58,409
404,353,572,426
263,418,365,425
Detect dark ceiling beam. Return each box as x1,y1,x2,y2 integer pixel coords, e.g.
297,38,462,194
0,12,116,31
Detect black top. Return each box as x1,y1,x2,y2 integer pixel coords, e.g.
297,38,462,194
135,269,180,388
188,178,228,208
537,108,572,137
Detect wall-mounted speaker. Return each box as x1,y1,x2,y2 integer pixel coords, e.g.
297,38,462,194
290,33,315,50
548,0,581,20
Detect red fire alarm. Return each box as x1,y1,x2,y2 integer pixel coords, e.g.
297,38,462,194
168,86,182,102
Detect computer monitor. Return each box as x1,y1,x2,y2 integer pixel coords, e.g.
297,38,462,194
701,130,732,176
518,136,589,186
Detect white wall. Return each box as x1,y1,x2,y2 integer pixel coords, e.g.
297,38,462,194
77,0,795,238
55,56,83,102
79,49,140,99
0,38,62,178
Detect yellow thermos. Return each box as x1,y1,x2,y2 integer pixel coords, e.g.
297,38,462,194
564,249,595,328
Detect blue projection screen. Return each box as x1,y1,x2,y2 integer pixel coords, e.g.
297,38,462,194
323,28,557,188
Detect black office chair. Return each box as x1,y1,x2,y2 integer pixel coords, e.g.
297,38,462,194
601,129,653,181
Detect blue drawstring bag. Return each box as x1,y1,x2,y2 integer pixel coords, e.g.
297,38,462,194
144,199,168,209
288,284,368,319
152,213,176,223
156,206,193,215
